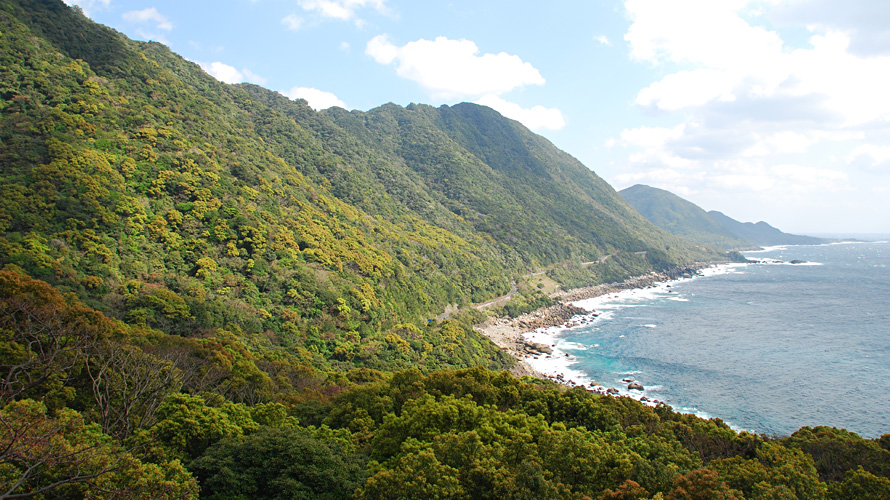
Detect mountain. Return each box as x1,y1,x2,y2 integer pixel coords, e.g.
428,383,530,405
619,184,753,250
619,185,830,248
707,211,830,247
0,0,721,374
1,3,885,499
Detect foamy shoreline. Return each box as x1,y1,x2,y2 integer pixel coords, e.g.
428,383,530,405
475,262,741,406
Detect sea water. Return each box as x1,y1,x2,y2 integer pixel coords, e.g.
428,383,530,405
525,241,890,438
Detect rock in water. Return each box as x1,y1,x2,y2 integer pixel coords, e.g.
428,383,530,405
628,382,644,391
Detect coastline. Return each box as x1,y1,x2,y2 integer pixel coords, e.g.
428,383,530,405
473,243,890,437
475,263,711,382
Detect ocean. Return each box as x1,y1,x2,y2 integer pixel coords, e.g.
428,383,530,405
524,241,890,438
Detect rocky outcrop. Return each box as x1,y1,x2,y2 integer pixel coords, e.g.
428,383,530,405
551,264,708,303
628,382,644,391
511,303,589,330
523,342,553,356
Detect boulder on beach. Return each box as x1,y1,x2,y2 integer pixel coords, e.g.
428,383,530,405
628,382,644,391
525,342,552,355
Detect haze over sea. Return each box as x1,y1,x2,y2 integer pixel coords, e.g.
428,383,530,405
528,240,890,438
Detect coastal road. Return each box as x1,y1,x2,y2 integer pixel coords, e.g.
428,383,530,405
473,280,518,312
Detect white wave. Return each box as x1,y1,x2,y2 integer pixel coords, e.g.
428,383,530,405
699,264,746,277
753,257,783,264
560,341,589,350
680,406,714,420
523,347,591,387
641,324,657,328
745,245,788,253
828,240,884,246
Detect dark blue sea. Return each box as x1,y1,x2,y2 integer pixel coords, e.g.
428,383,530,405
525,241,890,438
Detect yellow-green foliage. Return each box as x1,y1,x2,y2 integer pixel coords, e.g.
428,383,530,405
0,0,722,377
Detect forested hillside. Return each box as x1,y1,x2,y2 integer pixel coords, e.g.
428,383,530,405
620,185,754,250
5,1,886,499
707,211,830,247
0,0,717,373
620,184,832,249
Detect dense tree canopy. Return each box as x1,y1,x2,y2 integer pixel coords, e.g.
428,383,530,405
1,1,886,498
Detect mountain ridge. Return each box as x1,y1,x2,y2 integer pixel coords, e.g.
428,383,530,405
620,184,830,249
707,210,830,247
0,0,721,374
619,184,754,250
1,3,887,499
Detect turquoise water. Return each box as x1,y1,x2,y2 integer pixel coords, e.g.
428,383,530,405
546,241,890,438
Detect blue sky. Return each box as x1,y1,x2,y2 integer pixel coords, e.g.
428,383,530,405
66,0,890,234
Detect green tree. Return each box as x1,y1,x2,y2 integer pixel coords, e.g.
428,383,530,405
828,467,890,500
664,468,740,500
190,426,366,500
0,399,197,499
147,393,255,461
358,449,464,500
0,269,111,405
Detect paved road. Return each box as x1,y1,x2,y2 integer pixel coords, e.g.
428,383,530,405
473,280,518,311
442,251,646,317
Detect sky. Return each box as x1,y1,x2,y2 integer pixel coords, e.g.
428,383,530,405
64,0,890,235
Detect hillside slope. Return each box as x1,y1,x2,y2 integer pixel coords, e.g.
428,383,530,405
1,0,720,374
708,211,830,247
2,3,888,499
620,184,754,250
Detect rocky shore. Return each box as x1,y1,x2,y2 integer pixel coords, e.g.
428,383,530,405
475,264,709,378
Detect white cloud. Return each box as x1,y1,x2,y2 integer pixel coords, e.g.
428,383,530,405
847,144,890,171
594,35,611,46
64,0,110,6
476,95,565,131
298,0,387,22
63,0,110,16
741,131,816,157
366,34,398,64
365,34,545,99
636,69,736,111
610,0,890,229
772,0,890,56
284,87,347,110
122,7,173,31
612,167,702,190
770,163,848,192
241,68,268,86
616,124,685,150
281,14,304,31
200,62,242,84
610,124,700,169
710,172,776,193
366,34,562,132
199,62,266,85
624,0,890,127
625,0,784,71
